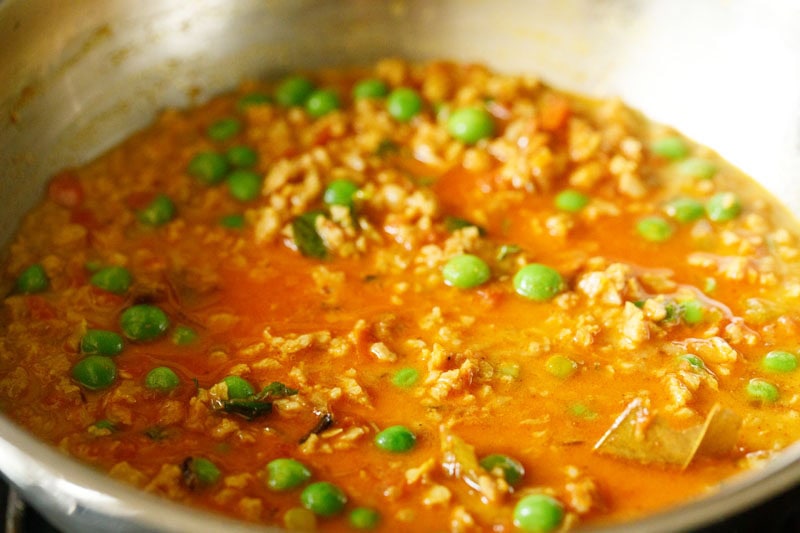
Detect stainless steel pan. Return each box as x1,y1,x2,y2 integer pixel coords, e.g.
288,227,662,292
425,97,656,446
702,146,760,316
2,1,800,531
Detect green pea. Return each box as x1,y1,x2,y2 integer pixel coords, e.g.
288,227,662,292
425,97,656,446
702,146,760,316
172,325,199,345
387,87,423,122
513,494,564,533
15,264,49,294
276,76,315,107
284,507,317,531
665,198,705,223
266,458,312,491
188,152,230,185
138,194,176,227
80,329,124,356
442,254,491,289
681,300,704,325
190,457,221,485
84,260,103,273
226,145,258,168
636,216,673,243
513,264,564,301
374,425,416,453
568,403,597,420
305,89,341,118
498,362,520,379
207,118,241,141
300,481,347,517
677,157,717,180
90,266,132,295
237,92,272,111
353,79,389,100
219,214,245,229
762,351,798,373
680,354,706,370
545,354,577,379
706,192,742,222
392,368,420,388
349,507,381,530
323,179,359,208
72,355,117,390
747,378,779,403
554,189,589,213
447,107,495,144
651,136,689,160
145,366,180,391
120,304,170,341
223,375,254,399
479,454,525,486
227,169,262,202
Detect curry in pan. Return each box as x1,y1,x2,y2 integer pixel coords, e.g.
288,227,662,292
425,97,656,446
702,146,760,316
2,60,800,532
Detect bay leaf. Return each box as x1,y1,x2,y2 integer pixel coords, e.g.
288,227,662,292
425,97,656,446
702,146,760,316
594,398,740,469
